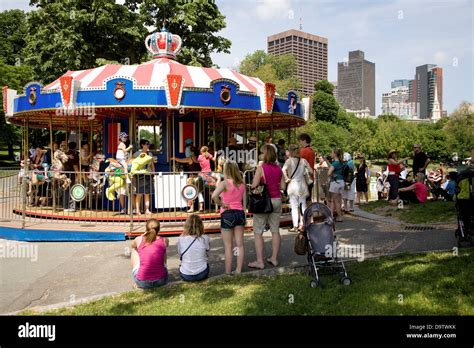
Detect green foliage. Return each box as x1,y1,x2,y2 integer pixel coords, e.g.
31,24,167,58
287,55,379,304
297,119,349,156
443,102,474,157
314,80,334,95
312,79,346,125
124,0,231,68
25,0,148,83
313,90,340,123
0,60,35,159
0,10,28,66
238,50,301,96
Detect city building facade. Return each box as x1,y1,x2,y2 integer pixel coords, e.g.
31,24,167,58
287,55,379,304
336,50,375,115
267,29,328,96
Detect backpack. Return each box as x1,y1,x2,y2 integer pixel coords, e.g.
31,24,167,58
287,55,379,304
342,162,355,184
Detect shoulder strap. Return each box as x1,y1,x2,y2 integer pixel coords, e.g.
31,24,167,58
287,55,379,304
180,237,198,261
290,158,301,180
261,165,267,184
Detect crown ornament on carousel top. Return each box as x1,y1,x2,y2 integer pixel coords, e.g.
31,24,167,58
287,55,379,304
145,27,182,60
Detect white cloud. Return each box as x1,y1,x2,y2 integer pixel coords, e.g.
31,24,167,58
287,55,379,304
255,0,293,20
433,51,450,65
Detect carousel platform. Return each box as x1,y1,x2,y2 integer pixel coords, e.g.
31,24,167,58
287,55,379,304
5,205,292,241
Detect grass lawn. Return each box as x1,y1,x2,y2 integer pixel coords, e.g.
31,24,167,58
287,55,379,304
23,250,473,316
359,200,457,224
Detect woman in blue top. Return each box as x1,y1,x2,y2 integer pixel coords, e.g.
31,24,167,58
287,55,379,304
327,149,344,222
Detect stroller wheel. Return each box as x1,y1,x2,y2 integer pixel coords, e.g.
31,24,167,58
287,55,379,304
310,279,320,288
340,277,352,286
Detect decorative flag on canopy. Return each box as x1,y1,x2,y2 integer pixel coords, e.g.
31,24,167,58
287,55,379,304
59,76,74,109
259,82,276,114
165,74,184,108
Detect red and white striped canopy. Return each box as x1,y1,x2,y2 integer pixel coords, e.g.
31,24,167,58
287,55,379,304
44,58,264,94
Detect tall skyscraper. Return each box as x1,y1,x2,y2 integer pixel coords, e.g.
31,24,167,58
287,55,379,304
267,29,328,96
409,64,443,119
337,50,376,115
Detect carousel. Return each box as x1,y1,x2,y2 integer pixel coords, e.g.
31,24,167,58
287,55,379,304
2,27,310,236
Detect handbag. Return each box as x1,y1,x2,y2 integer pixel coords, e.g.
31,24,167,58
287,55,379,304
248,166,274,214
294,231,308,255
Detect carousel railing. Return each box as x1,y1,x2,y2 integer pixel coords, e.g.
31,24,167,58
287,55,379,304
2,167,260,231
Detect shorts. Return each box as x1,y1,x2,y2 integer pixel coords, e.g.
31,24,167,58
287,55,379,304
180,264,210,282
329,180,344,194
221,209,246,231
252,198,282,234
132,265,168,289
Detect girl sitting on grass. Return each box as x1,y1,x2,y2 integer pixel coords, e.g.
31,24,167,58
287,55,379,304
178,214,210,281
131,218,169,289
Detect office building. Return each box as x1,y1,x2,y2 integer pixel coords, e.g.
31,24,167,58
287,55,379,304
337,50,376,115
267,29,328,96
408,64,444,119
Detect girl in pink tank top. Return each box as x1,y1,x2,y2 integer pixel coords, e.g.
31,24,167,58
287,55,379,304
131,219,169,288
211,161,246,275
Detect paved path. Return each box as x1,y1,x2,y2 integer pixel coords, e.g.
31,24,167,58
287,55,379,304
0,214,458,314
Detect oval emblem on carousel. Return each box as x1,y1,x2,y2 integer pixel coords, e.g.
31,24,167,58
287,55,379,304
182,184,198,201
29,87,37,105
70,184,87,202
220,85,231,105
114,82,126,101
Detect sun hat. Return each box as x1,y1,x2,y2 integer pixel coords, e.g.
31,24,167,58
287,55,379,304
185,138,193,145
119,132,128,139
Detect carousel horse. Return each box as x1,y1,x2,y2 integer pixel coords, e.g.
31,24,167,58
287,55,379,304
88,153,106,190
105,158,126,201
51,149,71,190
104,154,153,201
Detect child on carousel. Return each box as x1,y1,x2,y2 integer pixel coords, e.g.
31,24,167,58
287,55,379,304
116,132,133,183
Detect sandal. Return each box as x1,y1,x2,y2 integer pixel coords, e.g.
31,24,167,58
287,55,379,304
266,258,279,267
248,261,264,269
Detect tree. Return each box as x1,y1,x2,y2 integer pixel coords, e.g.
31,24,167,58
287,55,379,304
238,51,301,96
124,0,231,68
0,60,35,159
314,80,334,95
0,10,28,66
24,0,149,83
444,101,474,159
312,80,341,124
297,119,349,156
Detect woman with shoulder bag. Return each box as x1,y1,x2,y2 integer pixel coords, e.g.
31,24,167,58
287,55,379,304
248,145,285,269
283,144,311,232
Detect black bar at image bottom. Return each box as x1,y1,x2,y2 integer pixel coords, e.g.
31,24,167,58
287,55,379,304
0,316,472,346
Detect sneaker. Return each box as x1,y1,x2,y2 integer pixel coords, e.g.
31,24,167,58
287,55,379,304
187,208,194,213
289,227,298,232
126,177,132,184
120,209,127,215
64,208,76,212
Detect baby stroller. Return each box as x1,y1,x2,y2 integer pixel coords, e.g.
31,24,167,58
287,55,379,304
454,167,474,247
303,203,351,288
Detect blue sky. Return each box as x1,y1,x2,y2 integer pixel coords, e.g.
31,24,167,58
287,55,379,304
2,0,472,114
210,0,473,114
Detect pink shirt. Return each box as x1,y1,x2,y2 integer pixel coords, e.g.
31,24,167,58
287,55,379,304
261,163,283,199
137,237,167,281
414,182,428,203
220,179,245,213
198,153,213,173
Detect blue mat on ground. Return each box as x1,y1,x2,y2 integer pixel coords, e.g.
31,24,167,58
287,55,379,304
0,226,125,242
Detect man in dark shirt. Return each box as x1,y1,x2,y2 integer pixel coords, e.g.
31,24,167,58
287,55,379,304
412,144,430,176
62,141,79,211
